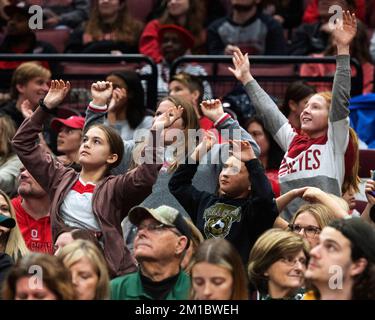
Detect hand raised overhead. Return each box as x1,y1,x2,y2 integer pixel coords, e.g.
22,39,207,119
230,140,256,162
43,80,70,109
152,105,184,130
200,99,224,122
91,81,113,106
228,47,253,85
332,10,357,48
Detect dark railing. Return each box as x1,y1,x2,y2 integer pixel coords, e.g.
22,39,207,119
170,55,364,99
0,54,158,109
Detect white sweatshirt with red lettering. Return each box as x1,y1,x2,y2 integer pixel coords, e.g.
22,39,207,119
244,55,351,220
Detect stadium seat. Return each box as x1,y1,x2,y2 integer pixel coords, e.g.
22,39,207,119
358,149,375,178
35,29,71,53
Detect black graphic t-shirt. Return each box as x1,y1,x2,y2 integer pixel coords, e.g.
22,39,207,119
169,159,278,264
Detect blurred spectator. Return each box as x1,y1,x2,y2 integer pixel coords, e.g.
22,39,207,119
302,0,365,24
262,0,304,29
54,228,104,255
0,0,10,29
207,0,287,55
342,185,360,215
300,21,373,93
147,0,227,28
105,71,153,141
0,2,57,86
110,205,191,300
190,238,248,300
11,168,53,254
243,115,284,197
140,24,212,100
168,72,215,131
25,0,90,29
0,189,29,262
59,239,110,300
66,0,143,53
248,229,309,300
2,252,76,299
0,115,22,197
0,62,50,128
140,0,206,63
289,0,356,55
341,127,360,215
281,81,316,132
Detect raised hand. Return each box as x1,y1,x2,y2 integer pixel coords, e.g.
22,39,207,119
91,81,113,106
224,44,240,56
108,87,127,112
20,99,34,118
200,99,224,122
230,140,256,162
43,80,70,109
228,47,253,85
152,105,184,130
302,187,326,203
332,11,357,50
292,186,310,199
191,130,217,162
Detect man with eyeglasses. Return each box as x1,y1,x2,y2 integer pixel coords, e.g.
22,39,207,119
304,218,375,300
110,205,192,300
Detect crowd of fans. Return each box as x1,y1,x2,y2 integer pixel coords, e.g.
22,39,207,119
0,0,375,301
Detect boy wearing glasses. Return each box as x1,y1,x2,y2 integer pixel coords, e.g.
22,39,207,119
110,205,192,300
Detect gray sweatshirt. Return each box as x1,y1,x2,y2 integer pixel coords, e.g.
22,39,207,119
243,55,351,220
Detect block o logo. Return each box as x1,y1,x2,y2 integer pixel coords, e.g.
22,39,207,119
28,5,43,30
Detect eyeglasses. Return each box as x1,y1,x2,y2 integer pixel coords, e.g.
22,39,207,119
288,224,321,237
136,222,180,236
280,256,307,267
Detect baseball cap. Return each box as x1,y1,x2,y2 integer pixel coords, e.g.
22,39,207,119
50,116,85,132
158,24,195,49
128,205,192,240
329,217,375,263
0,214,16,229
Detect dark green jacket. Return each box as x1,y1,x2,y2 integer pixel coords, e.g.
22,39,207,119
110,271,190,300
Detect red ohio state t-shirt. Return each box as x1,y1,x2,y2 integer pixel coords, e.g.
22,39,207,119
11,196,53,254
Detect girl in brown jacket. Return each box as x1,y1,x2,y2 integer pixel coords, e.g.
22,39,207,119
12,80,181,278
